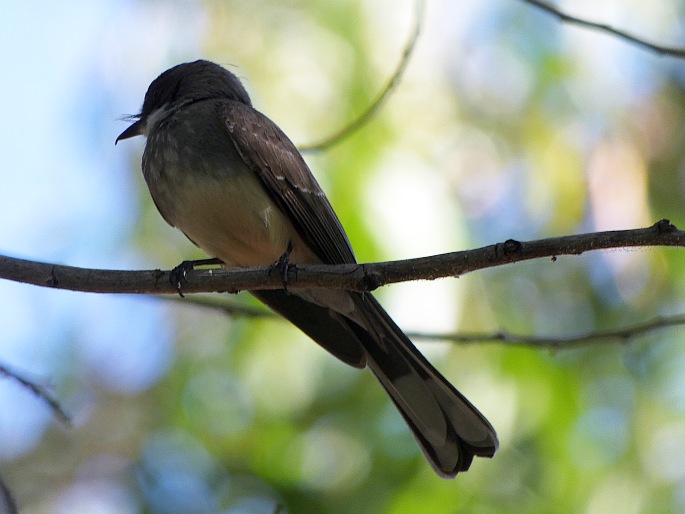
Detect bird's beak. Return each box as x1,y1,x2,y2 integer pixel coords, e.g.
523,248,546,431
116,119,144,144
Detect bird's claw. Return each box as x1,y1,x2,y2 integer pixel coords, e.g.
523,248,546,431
273,243,294,293
170,258,223,297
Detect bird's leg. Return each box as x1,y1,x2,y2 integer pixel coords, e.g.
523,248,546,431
273,242,294,293
170,257,223,297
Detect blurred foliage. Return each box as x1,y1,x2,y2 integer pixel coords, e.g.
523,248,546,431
6,0,685,513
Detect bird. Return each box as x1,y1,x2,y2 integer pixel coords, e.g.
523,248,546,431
116,59,498,477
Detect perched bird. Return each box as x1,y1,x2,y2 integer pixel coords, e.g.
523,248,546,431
117,60,498,477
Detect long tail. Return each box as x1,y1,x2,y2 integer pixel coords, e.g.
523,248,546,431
252,290,498,477
349,293,497,476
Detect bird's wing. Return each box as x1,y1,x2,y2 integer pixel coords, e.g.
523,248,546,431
221,101,499,477
222,101,356,266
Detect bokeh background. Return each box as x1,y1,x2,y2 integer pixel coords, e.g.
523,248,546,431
2,0,685,512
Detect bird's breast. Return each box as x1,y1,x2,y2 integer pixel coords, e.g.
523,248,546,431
142,131,309,267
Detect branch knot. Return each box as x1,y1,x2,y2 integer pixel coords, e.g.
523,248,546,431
655,219,677,234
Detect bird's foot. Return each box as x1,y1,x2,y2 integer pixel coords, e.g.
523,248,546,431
170,257,223,297
273,242,294,293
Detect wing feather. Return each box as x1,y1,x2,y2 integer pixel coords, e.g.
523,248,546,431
222,102,355,265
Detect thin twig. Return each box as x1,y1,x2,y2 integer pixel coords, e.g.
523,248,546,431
165,295,274,319
0,364,71,425
299,0,424,151
520,0,685,58
410,313,685,348
166,297,685,349
0,471,18,514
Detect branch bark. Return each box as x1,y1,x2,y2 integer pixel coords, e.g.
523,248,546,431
0,220,682,296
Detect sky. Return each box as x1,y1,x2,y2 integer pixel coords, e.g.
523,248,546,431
0,0,208,462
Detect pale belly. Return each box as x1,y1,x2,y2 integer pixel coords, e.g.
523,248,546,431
150,167,315,267
145,157,357,321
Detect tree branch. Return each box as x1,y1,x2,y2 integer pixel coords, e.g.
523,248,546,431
299,0,424,152
410,313,685,348
0,220,682,296
0,472,17,514
169,295,685,348
0,364,71,425
519,0,685,58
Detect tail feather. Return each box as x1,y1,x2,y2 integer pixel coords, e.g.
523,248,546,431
349,293,498,477
252,289,498,477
